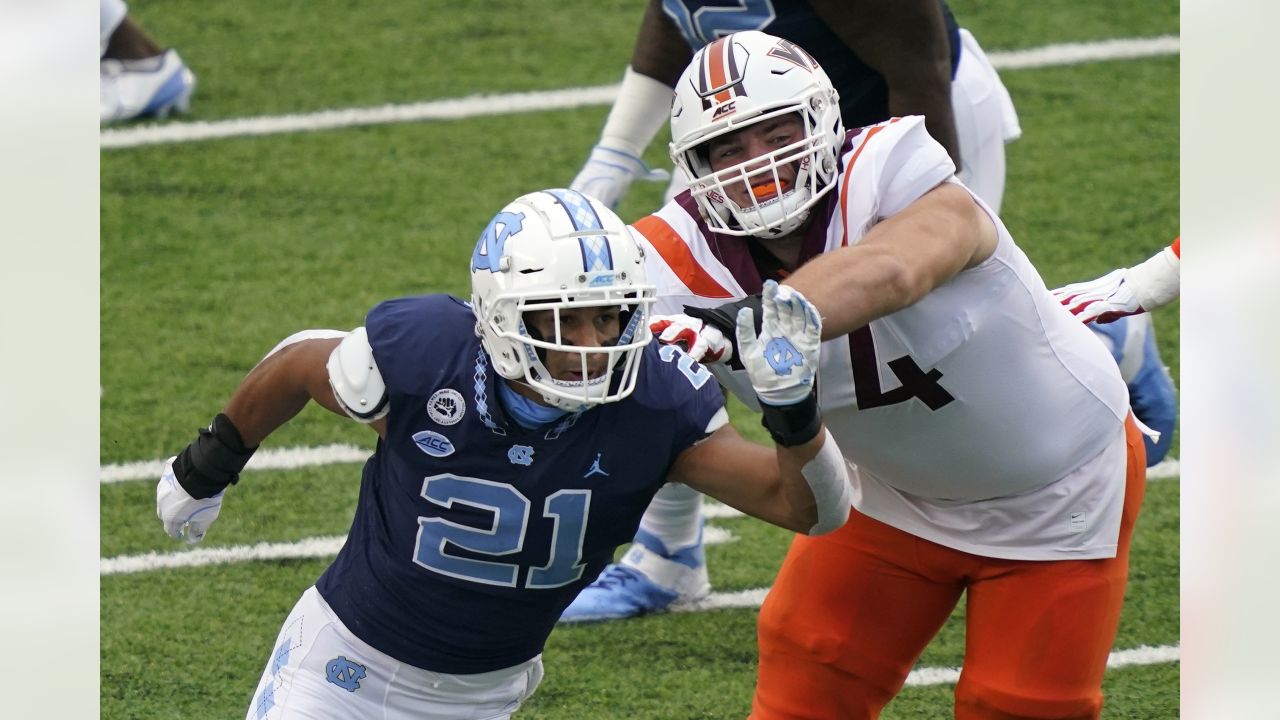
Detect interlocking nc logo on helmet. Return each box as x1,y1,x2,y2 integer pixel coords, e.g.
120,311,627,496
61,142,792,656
472,211,525,273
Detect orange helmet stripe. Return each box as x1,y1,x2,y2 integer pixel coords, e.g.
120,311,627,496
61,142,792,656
706,37,734,105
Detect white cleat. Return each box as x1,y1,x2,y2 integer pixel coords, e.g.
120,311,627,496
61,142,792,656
101,49,196,125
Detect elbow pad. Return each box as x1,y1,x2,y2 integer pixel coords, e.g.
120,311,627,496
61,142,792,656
803,429,853,535
327,327,390,422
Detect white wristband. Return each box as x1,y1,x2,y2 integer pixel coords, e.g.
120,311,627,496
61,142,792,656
801,429,852,535
1125,244,1181,311
598,67,675,157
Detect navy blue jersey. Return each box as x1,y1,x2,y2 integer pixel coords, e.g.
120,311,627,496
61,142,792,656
316,295,724,673
662,0,961,129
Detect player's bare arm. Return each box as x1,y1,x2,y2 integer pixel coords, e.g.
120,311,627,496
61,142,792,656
784,181,996,339
810,0,960,169
672,281,851,535
156,332,387,544
223,336,387,447
630,0,694,86
667,422,838,534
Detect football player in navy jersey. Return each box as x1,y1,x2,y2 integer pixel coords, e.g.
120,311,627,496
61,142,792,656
155,188,852,719
570,0,1020,214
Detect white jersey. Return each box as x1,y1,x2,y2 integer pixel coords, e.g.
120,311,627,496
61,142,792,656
634,116,1130,560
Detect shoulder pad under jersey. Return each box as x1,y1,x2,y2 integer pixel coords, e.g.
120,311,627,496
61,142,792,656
327,327,390,422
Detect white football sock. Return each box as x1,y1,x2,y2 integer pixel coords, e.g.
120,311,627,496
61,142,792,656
637,482,703,553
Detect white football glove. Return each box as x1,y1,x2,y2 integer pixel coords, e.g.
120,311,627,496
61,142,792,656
649,313,733,363
735,281,823,406
1053,244,1180,324
156,456,224,544
569,144,670,210
1052,268,1142,324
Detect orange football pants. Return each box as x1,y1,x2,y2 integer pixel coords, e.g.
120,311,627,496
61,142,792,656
751,416,1147,720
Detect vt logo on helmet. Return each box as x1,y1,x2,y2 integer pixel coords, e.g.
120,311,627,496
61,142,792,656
670,31,844,238
470,189,657,411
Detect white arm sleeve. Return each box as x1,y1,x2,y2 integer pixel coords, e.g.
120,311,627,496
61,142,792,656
1125,243,1181,311
597,67,675,156
802,429,853,535
326,327,390,423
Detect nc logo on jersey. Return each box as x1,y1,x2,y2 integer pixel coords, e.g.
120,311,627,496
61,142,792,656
472,211,525,273
412,430,455,458
428,388,466,426
508,445,535,466
325,656,366,693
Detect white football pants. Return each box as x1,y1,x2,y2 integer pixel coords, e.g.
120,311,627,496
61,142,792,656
246,586,544,720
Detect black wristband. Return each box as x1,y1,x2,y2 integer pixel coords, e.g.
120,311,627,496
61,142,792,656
759,387,823,447
683,294,762,358
173,413,258,499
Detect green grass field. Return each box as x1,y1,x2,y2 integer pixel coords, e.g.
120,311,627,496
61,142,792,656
101,1,1179,717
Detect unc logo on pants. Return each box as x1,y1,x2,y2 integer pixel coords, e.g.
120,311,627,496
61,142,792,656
326,655,367,692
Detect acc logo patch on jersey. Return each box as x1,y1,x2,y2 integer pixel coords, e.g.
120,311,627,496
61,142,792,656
412,430,455,458
427,388,465,426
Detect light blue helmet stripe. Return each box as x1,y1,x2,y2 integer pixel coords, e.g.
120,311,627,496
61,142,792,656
546,188,614,272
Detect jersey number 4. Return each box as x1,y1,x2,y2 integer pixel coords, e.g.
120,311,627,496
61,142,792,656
848,327,954,410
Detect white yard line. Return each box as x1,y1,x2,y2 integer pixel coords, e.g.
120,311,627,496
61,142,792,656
100,537,1179,679
101,525,736,576
100,443,370,484
101,36,1177,150
897,644,1180,687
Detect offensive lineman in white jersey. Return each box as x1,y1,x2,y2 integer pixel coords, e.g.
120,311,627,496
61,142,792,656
569,31,1148,719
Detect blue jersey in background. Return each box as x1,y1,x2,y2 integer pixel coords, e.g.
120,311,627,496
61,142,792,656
1088,314,1177,466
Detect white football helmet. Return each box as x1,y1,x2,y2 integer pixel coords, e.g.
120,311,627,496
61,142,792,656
470,189,656,411
670,31,843,238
